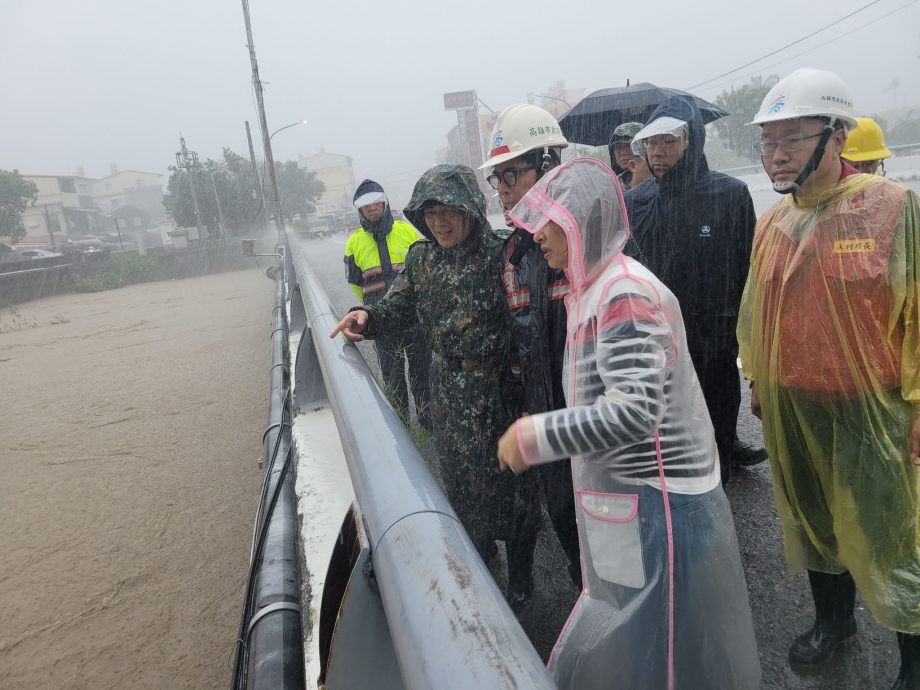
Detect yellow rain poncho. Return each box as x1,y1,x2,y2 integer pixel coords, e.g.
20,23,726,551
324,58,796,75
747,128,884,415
737,171,920,632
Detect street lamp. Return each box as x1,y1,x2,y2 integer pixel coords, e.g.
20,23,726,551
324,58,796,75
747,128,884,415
209,170,226,238
269,120,308,141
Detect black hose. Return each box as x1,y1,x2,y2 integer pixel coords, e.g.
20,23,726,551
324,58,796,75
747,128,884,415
231,442,293,689
230,259,302,690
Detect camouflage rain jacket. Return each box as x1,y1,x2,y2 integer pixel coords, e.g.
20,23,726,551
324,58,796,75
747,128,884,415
360,165,532,554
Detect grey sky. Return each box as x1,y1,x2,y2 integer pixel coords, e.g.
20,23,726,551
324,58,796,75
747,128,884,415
2,0,918,209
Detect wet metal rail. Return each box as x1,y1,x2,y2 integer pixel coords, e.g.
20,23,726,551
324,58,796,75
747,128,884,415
287,232,556,689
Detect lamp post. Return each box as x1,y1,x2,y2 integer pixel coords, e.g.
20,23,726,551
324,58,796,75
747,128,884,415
269,120,308,141
256,120,308,229
209,170,226,238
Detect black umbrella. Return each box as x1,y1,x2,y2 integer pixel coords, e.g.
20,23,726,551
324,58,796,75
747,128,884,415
559,82,730,146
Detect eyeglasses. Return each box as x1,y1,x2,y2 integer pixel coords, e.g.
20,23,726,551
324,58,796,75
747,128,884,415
423,206,465,223
755,132,824,156
486,166,535,190
850,159,881,174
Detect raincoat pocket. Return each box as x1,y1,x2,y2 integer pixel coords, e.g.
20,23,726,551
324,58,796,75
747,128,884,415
577,490,645,588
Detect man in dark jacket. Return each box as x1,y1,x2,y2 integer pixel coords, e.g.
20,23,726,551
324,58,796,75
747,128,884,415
480,104,582,600
625,95,762,482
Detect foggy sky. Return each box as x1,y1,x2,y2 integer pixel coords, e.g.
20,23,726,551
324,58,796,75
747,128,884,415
2,0,919,209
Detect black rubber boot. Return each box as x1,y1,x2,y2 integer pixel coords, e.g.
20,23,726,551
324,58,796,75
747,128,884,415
789,570,857,667
732,437,768,466
891,633,920,690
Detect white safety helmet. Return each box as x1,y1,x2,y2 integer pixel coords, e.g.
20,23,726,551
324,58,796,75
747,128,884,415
480,104,569,170
750,68,858,198
748,68,858,132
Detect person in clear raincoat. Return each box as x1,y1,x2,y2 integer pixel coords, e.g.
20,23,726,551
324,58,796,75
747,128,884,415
739,68,920,687
496,157,760,690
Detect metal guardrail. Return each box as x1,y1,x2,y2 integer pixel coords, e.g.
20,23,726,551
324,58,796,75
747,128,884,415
287,232,556,690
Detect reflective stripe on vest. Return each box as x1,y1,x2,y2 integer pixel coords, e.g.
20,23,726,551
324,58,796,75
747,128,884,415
502,241,531,310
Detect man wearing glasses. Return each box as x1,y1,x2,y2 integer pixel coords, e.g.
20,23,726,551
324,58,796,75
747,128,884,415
479,104,583,612
626,95,761,485
738,68,920,687
608,121,653,191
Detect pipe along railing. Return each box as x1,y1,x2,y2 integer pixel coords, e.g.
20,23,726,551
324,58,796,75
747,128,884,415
232,250,305,690
287,232,556,689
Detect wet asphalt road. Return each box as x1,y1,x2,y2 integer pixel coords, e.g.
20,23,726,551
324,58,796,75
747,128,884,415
301,232,899,689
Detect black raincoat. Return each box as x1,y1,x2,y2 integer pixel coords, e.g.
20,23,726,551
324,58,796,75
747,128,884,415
501,230,581,586
625,95,756,474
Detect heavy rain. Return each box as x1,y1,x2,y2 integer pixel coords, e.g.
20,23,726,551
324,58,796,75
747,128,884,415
2,1,920,689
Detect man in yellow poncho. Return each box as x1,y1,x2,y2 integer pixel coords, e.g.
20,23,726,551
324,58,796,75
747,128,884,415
738,67,920,689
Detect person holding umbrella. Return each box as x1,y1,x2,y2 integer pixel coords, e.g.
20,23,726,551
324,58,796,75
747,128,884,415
607,121,645,189
625,95,765,483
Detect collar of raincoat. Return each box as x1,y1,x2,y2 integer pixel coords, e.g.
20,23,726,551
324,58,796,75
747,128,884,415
786,160,875,211
506,157,630,291
644,95,709,196
403,164,489,253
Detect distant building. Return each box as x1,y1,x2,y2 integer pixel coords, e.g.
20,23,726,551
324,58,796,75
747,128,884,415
18,169,164,244
92,170,167,223
297,149,356,213
436,112,495,166
20,175,100,241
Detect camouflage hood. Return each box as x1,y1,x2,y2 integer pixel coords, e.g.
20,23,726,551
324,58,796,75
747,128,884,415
404,165,488,243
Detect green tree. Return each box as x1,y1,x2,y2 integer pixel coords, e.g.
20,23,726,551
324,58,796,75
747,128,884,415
888,111,920,147
712,76,779,163
0,169,39,243
274,160,324,223
163,148,265,236
163,150,324,234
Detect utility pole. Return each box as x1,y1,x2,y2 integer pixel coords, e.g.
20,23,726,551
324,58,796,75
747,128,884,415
240,0,285,242
209,171,227,238
112,216,125,251
245,120,269,231
175,134,204,240
42,204,54,246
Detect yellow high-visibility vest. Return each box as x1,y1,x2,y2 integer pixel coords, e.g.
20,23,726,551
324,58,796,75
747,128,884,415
344,220,421,301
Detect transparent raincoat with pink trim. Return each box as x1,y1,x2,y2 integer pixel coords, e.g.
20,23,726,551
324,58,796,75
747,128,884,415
508,158,760,690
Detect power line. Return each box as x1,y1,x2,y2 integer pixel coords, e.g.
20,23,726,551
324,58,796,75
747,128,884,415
697,0,919,97
685,0,883,91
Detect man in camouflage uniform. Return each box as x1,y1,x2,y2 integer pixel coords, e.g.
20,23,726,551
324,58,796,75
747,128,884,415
330,164,541,612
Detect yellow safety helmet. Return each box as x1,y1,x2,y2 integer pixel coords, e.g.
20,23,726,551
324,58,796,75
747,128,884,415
842,117,892,162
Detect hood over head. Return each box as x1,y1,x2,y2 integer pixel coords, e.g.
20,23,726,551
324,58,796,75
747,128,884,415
507,157,629,290
637,95,709,193
353,178,394,240
404,165,487,243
